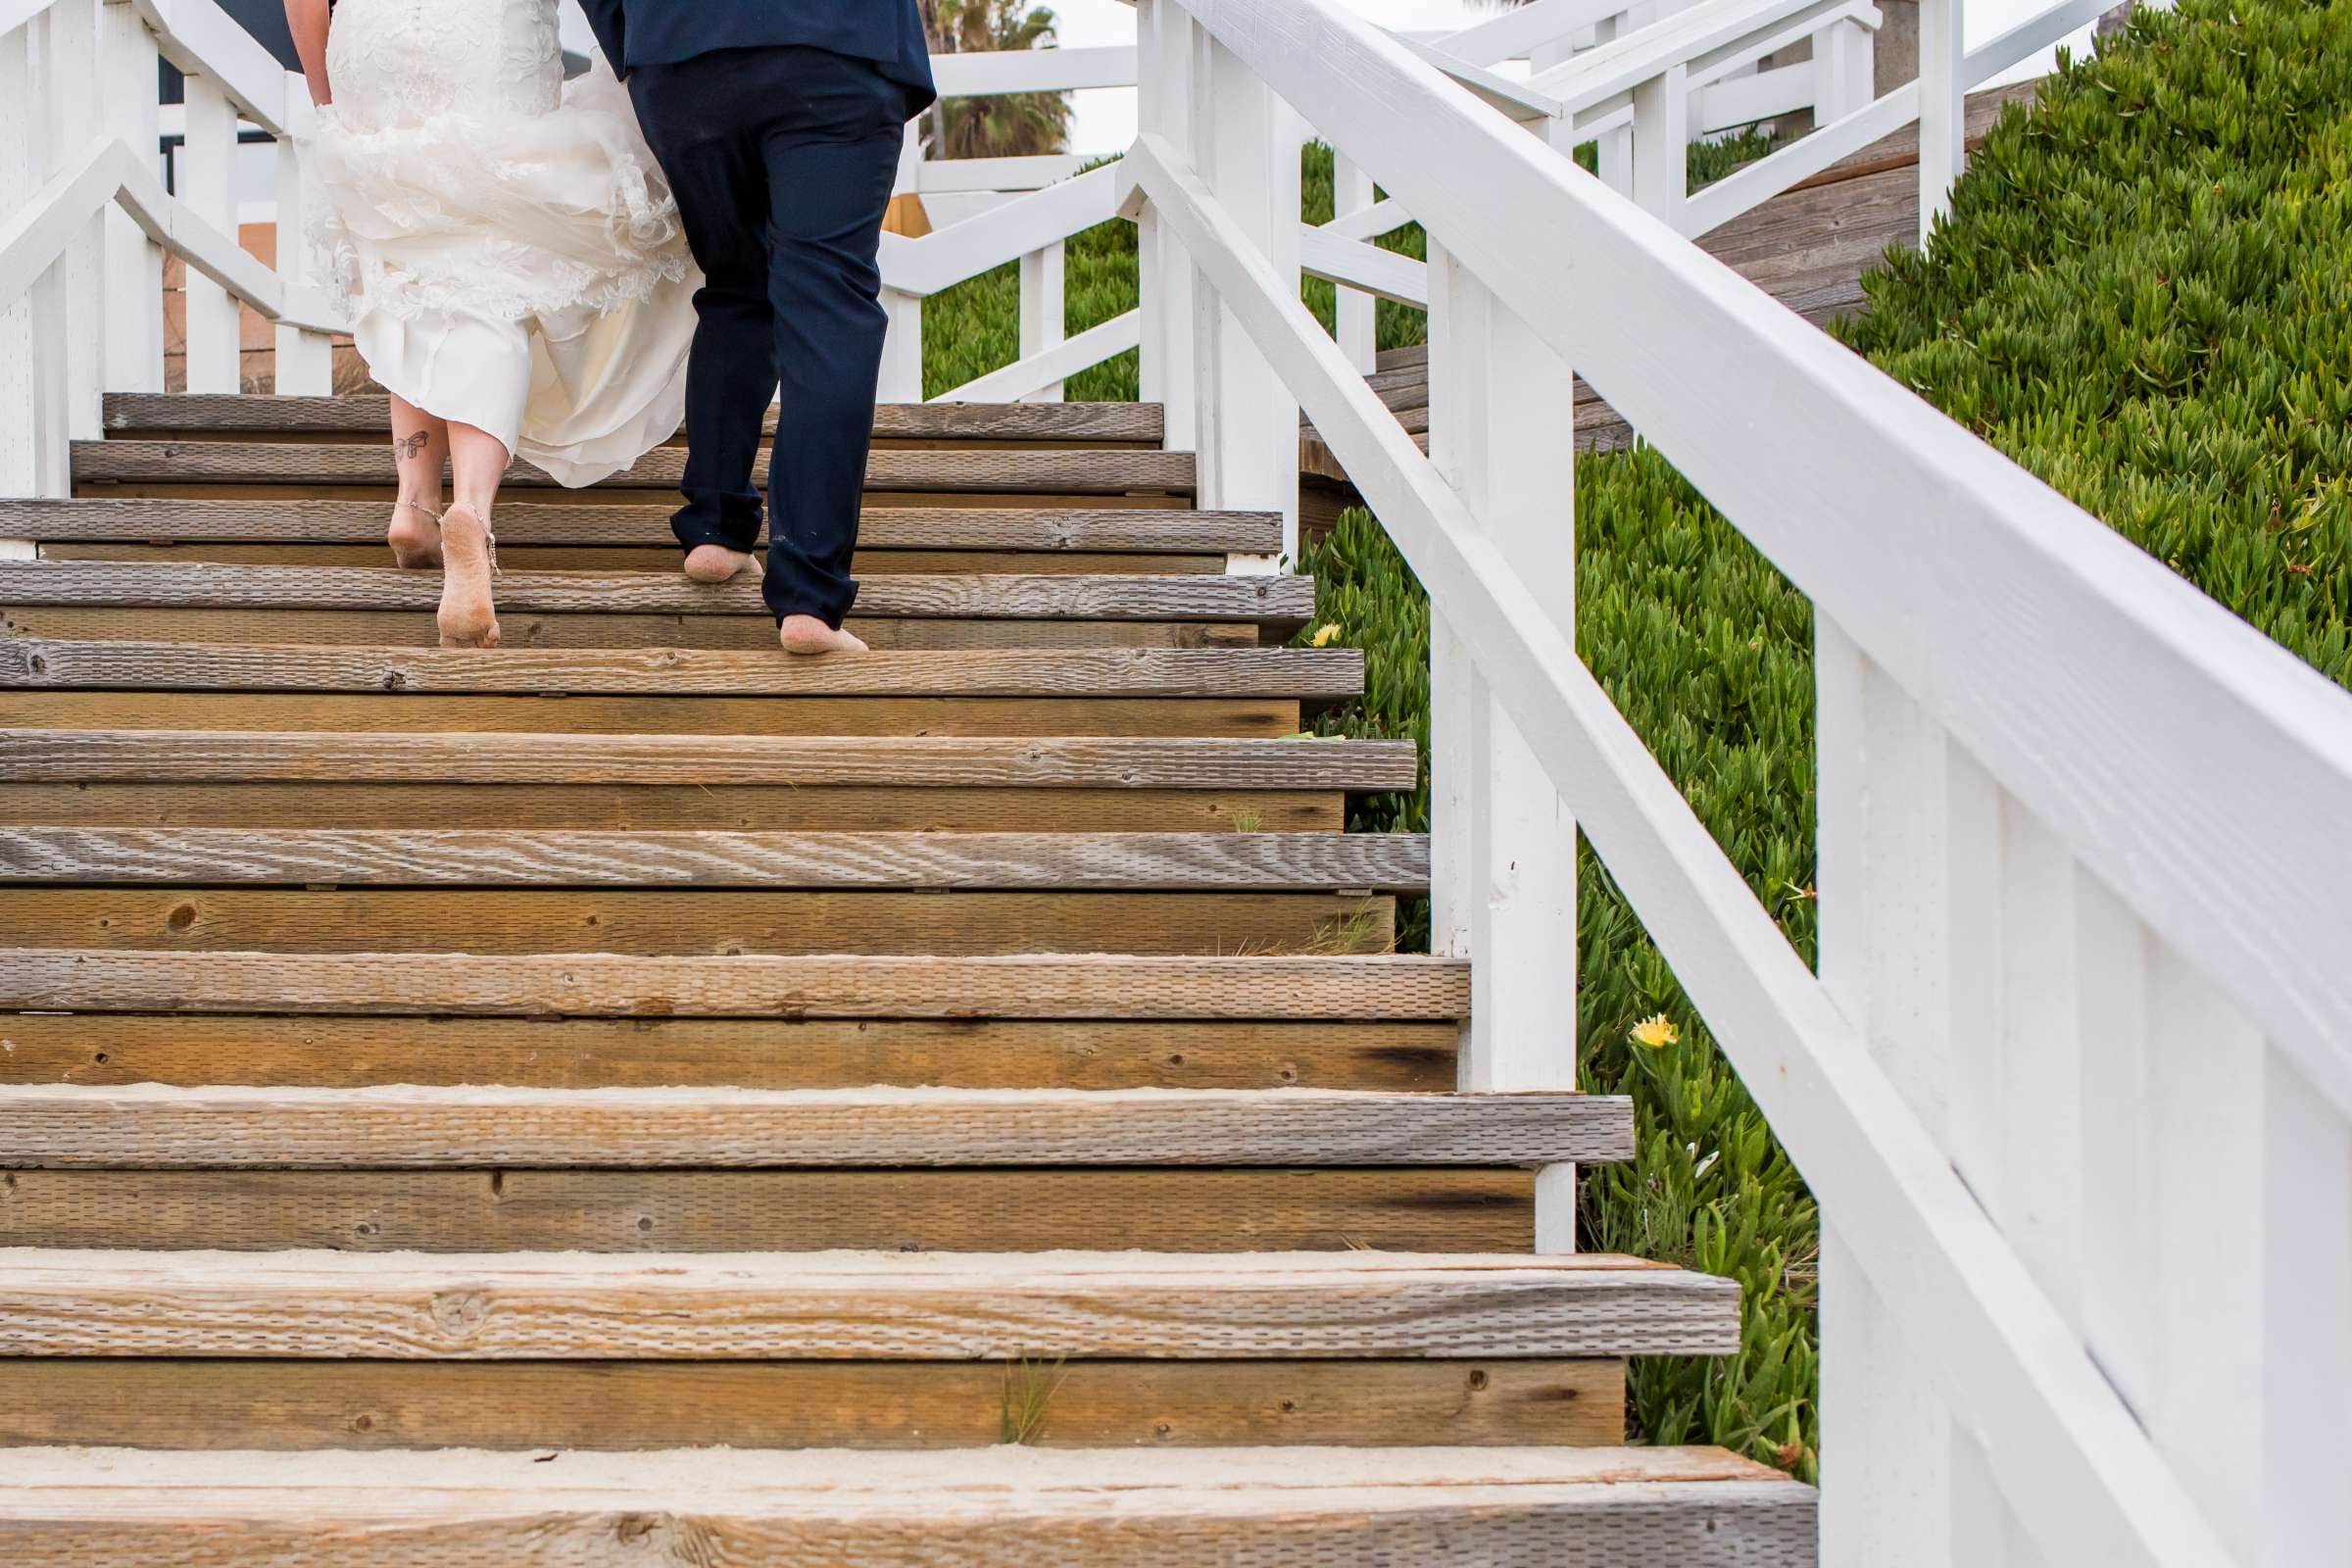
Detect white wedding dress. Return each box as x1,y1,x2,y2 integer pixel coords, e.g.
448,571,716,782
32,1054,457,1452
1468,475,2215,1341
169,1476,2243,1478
312,0,699,485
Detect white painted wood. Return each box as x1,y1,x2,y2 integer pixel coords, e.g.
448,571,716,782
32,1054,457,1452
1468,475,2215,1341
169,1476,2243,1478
1133,0,1200,452
2262,1044,2352,1566
0,18,42,499
1630,61,1690,230
878,287,923,402
1810,14,1874,122
1694,57,1814,133
1017,239,1066,403
48,0,105,443
1298,223,1428,309
130,0,293,133
880,164,1119,298
1330,148,1377,373
1819,1222,1954,1568
270,85,333,395
1685,79,1917,234
176,70,241,393
98,0,163,395
1917,0,1965,245
916,155,1091,195
1117,107,2235,1561
1320,194,1412,245
930,43,1137,96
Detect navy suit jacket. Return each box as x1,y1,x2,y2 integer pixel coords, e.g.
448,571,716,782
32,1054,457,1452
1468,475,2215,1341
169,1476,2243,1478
578,0,936,113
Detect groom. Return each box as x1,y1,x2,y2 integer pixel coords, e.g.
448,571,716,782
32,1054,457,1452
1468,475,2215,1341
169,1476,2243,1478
577,0,936,655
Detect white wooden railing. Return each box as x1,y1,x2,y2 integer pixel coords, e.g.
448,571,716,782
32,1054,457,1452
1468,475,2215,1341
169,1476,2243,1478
0,0,336,503
1121,1,2349,1564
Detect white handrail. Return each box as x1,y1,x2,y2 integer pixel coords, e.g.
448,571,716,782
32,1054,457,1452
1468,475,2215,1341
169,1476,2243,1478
1125,0,2352,1558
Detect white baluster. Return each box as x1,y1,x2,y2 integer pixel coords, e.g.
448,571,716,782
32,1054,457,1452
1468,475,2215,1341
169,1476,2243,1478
1589,11,1638,196
178,71,243,393
1917,0,1966,245
1330,150,1376,375
878,288,924,403
1811,14,1876,125
52,0,107,442
273,85,334,395
1017,239,1065,403
2262,1043,2352,1564
1630,62,1690,232
100,0,165,397
1135,0,1199,454
1426,240,1579,1250
1190,34,1299,556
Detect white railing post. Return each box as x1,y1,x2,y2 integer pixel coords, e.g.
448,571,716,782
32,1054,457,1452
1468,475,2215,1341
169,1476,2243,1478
1017,240,1066,402
1812,14,1877,123
178,70,244,393
878,124,924,402
1136,0,1200,455
1330,150,1377,375
272,86,334,395
52,0,107,443
1917,0,1965,245
1425,240,1580,1250
100,0,164,397
1631,62,1690,232
1190,31,1300,557
0,6,74,504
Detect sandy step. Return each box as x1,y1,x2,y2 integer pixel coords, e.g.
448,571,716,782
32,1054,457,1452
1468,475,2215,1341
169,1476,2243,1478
0,1445,1814,1563
0,1084,1623,1169
73,440,1198,496
0,498,1278,553
0,1248,1738,1358
103,393,1168,447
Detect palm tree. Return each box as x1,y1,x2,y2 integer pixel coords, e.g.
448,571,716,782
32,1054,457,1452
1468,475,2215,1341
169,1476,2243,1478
925,0,1071,161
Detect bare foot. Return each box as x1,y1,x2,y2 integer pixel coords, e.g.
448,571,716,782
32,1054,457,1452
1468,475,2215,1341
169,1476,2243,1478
683,544,756,583
778,614,867,656
387,503,442,569
436,504,501,649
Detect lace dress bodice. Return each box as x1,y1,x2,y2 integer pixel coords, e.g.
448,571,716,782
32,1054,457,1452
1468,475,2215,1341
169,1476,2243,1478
326,0,564,131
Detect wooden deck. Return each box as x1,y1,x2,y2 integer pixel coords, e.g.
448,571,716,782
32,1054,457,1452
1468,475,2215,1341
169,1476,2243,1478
1299,83,2041,514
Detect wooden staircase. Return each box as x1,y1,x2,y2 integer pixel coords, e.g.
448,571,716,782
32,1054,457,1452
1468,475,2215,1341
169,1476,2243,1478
0,395,1813,1562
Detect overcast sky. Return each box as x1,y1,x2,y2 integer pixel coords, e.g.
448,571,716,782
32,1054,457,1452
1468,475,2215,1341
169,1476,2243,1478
562,0,2084,156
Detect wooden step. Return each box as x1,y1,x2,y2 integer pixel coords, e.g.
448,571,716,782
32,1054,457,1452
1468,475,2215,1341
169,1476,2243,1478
0,498,1279,552
0,950,1470,1017
0,1249,1739,1357
1,1361,1634,1450
0,1445,1814,1562
73,440,1199,496
40,542,1246,574
0,1013,1461,1092
0,730,1413,789
0,1167,1532,1252
104,392,1169,447
0,1085,1623,1168
0,828,1428,892
0,563,1316,627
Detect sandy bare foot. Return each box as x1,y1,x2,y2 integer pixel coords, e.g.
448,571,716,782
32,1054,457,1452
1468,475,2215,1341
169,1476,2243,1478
436,505,501,649
779,614,867,656
387,502,443,569
683,544,756,583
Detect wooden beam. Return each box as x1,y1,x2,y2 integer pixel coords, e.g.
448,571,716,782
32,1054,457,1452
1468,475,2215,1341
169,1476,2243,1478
0,564,1317,624
0,642,1363,700
0,1446,1815,1565
73,441,1199,495
0,499,1281,553
0,731,1418,790
0,950,1471,1018
0,828,1428,892
0,1247,1739,1356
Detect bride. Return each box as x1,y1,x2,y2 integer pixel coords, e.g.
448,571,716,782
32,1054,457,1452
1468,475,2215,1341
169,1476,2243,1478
284,0,698,648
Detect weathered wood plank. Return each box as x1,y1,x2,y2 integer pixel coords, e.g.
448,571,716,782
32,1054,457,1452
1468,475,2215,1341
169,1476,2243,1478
0,691,1307,741
104,395,1169,446
0,731,1419,791
0,888,1397,956
0,1248,1740,1357
0,499,1280,553
42,542,1233,575
0,1085,1622,1169
0,641,1363,700
0,606,1268,652
73,441,1200,495
0,1167,1532,1252
0,1366,1636,1450
0,950,1469,1018
0,782,1348,834
0,1013,1458,1092
0,828,1429,892
0,564,1317,624
0,1446,1817,1567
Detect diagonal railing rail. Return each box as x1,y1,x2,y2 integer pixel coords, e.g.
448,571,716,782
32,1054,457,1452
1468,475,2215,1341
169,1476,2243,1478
1119,0,2350,1562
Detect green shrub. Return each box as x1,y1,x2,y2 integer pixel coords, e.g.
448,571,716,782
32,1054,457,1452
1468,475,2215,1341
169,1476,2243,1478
1300,0,2352,1479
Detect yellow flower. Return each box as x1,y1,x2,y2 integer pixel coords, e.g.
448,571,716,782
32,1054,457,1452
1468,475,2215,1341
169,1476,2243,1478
1630,1013,1680,1049
1309,623,1342,648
